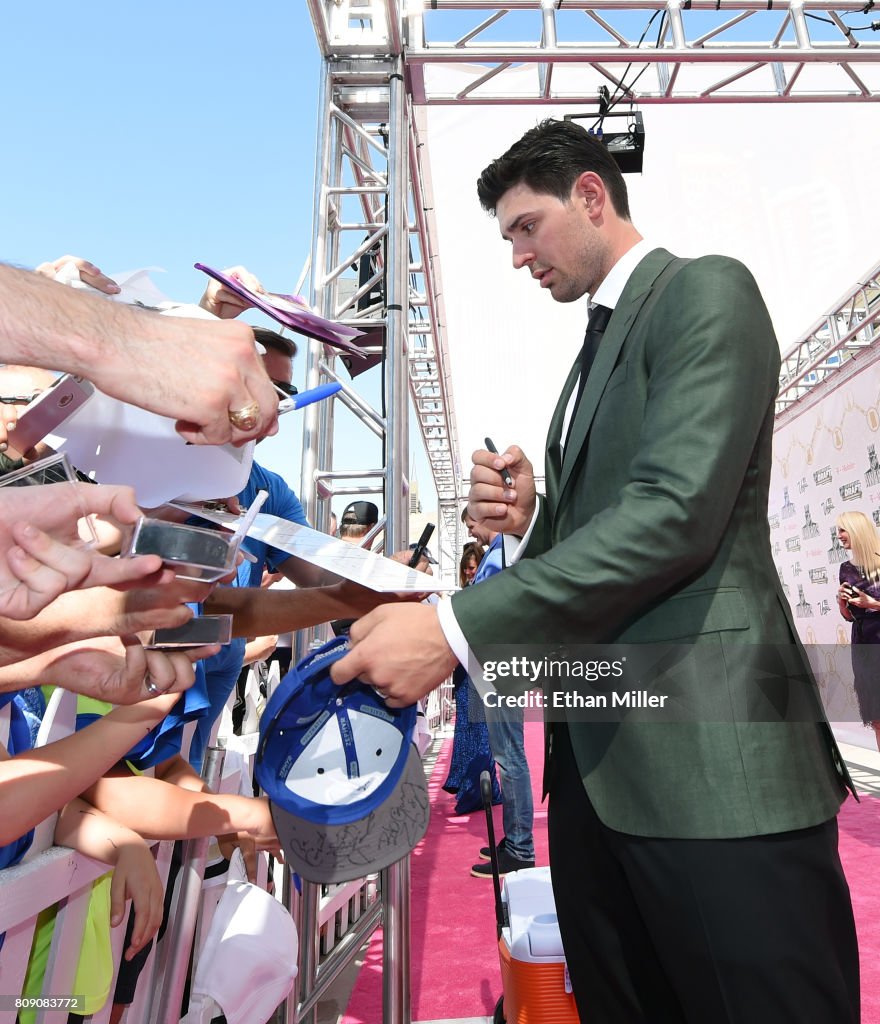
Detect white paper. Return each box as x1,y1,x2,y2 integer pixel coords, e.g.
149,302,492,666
53,261,174,307
55,262,265,343
46,391,254,508
174,506,451,593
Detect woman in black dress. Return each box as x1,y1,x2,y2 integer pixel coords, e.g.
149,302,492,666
836,511,880,750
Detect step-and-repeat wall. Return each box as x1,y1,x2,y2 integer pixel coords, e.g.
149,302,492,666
770,350,880,721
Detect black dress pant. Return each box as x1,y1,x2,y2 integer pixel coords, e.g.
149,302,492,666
547,725,860,1024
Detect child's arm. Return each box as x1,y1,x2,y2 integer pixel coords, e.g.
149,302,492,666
154,752,208,793
243,634,278,665
81,773,280,853
53,797,165,961
152,756,269,880
150,753,268,880
0,692,181,846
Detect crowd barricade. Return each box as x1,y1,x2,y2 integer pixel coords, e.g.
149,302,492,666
316,876,379,958
0,659,447,1023
424,679,444,732
0,845,126,1024
427,676,455,731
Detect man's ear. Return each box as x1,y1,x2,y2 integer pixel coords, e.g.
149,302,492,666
574,171,606,217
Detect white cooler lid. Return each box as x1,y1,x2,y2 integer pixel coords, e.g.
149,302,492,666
501,865,566,962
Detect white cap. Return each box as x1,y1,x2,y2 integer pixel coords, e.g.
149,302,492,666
186,880,297,1024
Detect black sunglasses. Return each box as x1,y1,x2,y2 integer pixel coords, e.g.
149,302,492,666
271,380,298,398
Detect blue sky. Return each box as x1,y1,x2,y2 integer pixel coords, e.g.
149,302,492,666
0,3,386,512
1,3,319,298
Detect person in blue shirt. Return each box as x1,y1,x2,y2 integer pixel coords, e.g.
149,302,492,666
187,329,321,771
462,509,535,878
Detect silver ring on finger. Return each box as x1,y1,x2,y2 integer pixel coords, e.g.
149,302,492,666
145,677,162,696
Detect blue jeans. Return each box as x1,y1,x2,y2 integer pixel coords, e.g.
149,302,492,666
485,706,534,862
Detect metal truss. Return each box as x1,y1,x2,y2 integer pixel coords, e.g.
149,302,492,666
318,1,880,105
302,9,463,552
776,260,880,416
408,106,463,544
293,27,458,1020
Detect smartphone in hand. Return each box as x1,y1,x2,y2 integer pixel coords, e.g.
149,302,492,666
7,374,95,455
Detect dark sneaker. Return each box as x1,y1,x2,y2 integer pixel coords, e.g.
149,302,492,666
471,845,535,878
479,837,507,862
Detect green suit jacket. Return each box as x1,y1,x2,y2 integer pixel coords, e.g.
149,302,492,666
452,248,851,839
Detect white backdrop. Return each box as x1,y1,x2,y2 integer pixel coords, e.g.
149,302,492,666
769,349,880,725
422,72,880,479
770,351,880,646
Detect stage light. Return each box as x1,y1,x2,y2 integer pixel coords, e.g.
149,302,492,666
563,109,645,175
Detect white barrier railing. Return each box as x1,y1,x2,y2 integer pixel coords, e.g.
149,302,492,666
0,671,445,1024
0,839,177,1024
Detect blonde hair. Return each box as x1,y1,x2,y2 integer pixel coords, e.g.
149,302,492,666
837,511,880,582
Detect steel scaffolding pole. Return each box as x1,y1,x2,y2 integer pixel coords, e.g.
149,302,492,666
385,61,410,552
381,55,413,1024
298,7,418,1022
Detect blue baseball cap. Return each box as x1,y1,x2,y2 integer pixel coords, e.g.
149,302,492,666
255,637,430,883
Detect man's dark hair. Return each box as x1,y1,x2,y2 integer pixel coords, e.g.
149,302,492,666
253,326,298,358
476,118,631,221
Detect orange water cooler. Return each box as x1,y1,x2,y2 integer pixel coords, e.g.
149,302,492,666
494,866,580,1024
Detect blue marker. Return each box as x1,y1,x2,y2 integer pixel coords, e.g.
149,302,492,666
277,381,342,414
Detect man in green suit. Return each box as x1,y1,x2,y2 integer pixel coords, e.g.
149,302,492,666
332,119,859,1022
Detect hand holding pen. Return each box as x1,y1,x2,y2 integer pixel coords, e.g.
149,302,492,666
274,381,342,415
485,437,514,488
467,439,537,536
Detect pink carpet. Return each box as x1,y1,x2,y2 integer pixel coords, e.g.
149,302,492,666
839,793,880,1024
343,724,880,1023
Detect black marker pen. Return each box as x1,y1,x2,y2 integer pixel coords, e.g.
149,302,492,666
485,437,514,488
408,522,435,567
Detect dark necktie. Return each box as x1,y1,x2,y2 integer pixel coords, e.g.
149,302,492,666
565,303,612,446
